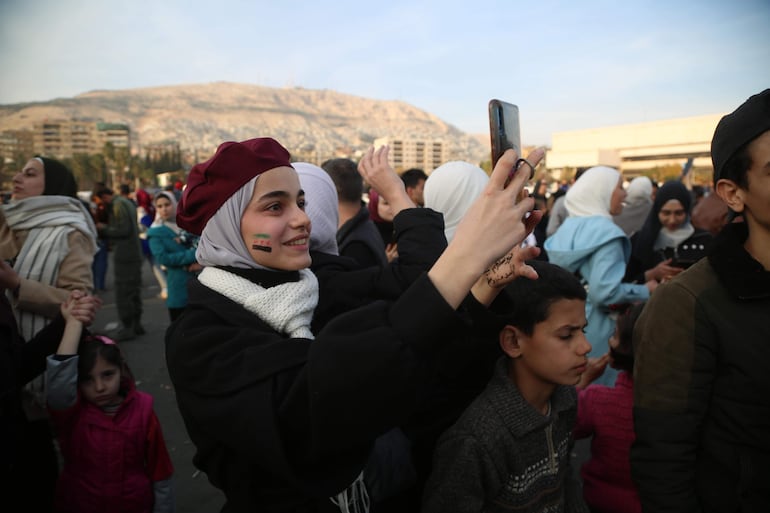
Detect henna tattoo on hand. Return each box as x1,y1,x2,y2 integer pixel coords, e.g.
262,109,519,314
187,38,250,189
486,253,515,287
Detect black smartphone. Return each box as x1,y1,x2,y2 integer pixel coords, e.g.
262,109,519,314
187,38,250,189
488,99,521,169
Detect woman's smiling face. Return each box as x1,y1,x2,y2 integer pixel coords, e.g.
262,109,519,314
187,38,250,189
239,166,312,271
657,199,687,231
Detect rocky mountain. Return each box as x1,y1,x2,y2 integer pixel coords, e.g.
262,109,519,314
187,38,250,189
0,82,487,164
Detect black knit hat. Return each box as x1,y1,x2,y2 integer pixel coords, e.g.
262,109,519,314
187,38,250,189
711,89,770,185
38,156,78,197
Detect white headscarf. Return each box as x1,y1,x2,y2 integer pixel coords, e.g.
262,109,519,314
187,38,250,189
294,162,339,256
625,176,653,206
565,166,620,218
196,176,270,269
152,190,181,233
424,161,489,242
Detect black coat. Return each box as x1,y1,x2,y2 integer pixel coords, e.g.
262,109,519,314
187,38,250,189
165,271,464,512
1,294,64,478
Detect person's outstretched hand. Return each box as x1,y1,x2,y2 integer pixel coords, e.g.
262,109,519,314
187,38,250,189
358,145,415,214
453,147,545,269
428,147,545,308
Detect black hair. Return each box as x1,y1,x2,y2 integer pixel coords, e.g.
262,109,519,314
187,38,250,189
321,158,363,203
609,302,645,373
400,168,428,188
76,336,133,386
494,260,586,335
119,184,130,196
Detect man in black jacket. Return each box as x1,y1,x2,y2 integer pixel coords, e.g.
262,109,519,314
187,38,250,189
631,89,770,512
322,158,388,268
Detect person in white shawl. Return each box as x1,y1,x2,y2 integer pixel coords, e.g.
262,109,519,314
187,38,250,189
1,155,98,511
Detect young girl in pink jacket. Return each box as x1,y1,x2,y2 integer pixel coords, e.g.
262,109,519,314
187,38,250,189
46,296,175,513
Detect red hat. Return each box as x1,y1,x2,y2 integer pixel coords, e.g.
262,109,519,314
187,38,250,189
177,137,292,235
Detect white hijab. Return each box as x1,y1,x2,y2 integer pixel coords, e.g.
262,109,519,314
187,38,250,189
294,162,339,256
195,176,270,269
424,161,489,242
625,176,653,206
565,166,620,218
152,190,181,233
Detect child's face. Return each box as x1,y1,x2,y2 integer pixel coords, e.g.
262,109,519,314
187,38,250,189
239,166,312,271
509,298,591,389
79,355,122,408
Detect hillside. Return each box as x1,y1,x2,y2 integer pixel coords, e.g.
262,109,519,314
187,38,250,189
0,82,487,163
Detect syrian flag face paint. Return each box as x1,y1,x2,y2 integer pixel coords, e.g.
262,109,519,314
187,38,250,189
252,233,272,252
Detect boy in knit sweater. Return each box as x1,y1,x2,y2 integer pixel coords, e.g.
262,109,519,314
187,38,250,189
422,261,590,513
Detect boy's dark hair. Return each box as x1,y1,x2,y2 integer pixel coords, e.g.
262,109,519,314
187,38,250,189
610,302,645,373
321,158,363,203
495,261,586,335
77,336,133,386
400,168,428,188
119,184,130,196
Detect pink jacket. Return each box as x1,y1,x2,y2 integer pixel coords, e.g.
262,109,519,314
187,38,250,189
50,380,173,513
574,371,640,513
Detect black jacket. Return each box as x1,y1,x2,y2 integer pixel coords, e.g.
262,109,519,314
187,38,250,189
165,270,465,512
311,207,446,331
632,222,770,512
336,203,388,268
1,294,64,477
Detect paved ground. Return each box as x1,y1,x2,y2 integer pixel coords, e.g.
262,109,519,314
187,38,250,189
93,257,225,512
93,256,590,512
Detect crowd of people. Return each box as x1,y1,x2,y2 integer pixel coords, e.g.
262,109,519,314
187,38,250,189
1,88,768,513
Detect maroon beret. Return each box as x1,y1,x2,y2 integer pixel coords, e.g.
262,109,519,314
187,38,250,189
177,137,293,235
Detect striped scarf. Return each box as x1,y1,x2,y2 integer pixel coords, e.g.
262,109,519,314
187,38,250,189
3,195,97,417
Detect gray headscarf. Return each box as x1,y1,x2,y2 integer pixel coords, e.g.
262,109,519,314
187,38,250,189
195,176,270,269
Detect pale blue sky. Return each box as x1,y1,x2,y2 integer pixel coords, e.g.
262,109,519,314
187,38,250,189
1,0,768,145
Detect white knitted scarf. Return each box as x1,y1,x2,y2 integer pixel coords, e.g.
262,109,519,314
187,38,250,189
197,266,318,339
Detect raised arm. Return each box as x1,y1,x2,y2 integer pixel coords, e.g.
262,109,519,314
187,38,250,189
428,148,540,309
358,146,415,216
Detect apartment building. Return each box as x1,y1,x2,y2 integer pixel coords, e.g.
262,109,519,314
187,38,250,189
373,136,450,173
25,120,131,159
0,129,35,163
